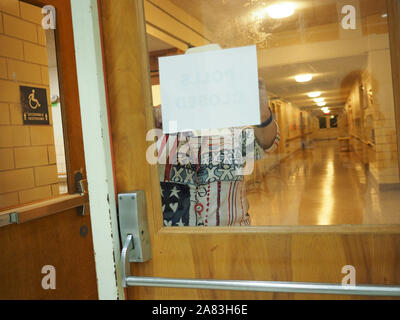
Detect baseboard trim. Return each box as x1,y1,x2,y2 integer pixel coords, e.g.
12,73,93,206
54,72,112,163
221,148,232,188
368,170,400,191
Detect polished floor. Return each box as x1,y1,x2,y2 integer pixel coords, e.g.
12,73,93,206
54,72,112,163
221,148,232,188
247,140,400,226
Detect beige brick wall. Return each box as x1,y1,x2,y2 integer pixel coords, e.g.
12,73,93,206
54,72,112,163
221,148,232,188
245,99,315,186
312,112,349,141
345,47,400,186
0,1,59,209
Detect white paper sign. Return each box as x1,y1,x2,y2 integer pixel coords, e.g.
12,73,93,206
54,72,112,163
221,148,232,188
159,45,260,134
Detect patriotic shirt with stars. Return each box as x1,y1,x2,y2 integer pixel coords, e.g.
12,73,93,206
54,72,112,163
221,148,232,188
157,125,280,227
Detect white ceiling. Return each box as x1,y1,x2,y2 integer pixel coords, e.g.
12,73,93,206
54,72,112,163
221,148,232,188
146,0,387,111
259,54,368,109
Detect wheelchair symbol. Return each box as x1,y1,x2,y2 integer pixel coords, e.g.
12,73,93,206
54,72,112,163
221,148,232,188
28,90,41,110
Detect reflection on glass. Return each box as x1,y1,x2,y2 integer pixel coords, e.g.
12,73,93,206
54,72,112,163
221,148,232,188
144,0,399,226
319,117,327,129
330,115,339,128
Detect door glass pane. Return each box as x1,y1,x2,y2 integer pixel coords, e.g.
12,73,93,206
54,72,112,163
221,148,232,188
319,117,327,129
330,115,339,128
144,0,400,226
0,1,68,210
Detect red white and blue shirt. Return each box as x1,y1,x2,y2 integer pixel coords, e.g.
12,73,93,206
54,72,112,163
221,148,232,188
157,124,280,226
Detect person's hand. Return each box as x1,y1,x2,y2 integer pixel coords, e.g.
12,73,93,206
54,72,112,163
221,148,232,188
254,78,278,150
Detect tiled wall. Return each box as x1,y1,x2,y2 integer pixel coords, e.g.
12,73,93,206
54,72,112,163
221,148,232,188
312,112,349,141
246,99,314,184
346,40,400,186
0,0,59,209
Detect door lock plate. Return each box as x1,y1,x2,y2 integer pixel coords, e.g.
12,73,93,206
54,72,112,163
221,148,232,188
118,191,151,263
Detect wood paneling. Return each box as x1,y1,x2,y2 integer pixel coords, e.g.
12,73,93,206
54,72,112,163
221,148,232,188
0,207,97,300
100,0,400,300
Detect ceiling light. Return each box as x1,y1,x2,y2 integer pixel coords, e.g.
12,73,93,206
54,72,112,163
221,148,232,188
266,2,296,19
314,98,325,103
295,74,313,83
382,13,388,18
317,102,327,107
308,91,321,98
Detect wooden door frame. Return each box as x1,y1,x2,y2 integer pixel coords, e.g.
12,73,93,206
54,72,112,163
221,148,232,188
20,0,123,300
69,0,125,299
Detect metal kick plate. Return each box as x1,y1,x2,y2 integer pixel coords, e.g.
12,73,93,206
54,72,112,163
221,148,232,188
118,191,151,263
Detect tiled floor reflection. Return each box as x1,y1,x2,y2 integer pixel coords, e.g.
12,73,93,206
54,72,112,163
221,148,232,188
247,141,400,226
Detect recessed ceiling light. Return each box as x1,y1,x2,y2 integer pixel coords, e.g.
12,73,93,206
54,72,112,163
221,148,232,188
266,2,296,19
314,98,325,103
321,107,330,114
317,102,327,107
308,91,321,98
295,74,313,83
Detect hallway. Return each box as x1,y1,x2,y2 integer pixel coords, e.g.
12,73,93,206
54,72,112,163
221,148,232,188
247,141,400,226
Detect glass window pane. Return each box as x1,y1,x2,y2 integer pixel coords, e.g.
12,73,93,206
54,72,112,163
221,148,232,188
319,117,327,129
330,115,338,128
144,0,400,226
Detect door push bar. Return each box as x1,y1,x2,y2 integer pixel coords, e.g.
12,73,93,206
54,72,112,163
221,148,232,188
118,192,400,297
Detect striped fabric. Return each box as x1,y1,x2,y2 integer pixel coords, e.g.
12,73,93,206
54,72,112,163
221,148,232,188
158,123,280,226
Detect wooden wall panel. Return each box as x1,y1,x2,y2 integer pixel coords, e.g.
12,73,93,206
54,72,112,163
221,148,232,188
0,209,97,299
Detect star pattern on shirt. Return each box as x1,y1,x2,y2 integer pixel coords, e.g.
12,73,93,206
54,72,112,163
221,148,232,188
170,186,180,199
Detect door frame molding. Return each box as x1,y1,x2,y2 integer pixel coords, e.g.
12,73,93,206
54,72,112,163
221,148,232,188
69,0,124,300
21,0,123,300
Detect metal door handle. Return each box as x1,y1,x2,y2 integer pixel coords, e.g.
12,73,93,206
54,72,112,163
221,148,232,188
118,192,400,296
121,234,134,288
120,234,400,296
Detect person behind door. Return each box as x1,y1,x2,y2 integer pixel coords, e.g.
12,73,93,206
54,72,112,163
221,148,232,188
154,44,280,227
